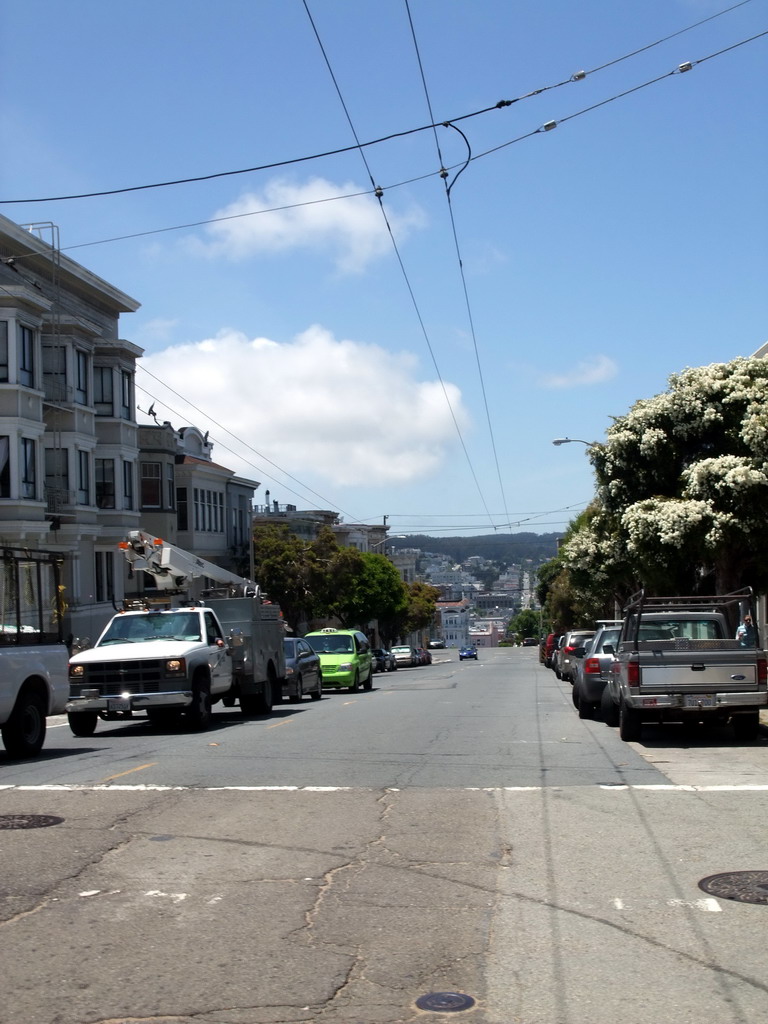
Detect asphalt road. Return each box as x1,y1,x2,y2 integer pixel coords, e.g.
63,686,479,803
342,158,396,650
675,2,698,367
2,648,768,1024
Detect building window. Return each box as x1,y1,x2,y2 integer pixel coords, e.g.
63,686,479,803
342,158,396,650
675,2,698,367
75,350,88,405
42,345,67,401
0,322,8,383
21,438,36,499
141,462,161,507
122,460,134,510
166,463,175,509
95,550,114,604
77,450,90,505
0,436,10,497
94,366,113,416
45,447,69,507
120,370,132,419
177,487,188,530
95,458,115,509
19,325,35,388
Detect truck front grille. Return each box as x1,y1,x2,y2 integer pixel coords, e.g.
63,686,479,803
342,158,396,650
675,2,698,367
73,660,166,696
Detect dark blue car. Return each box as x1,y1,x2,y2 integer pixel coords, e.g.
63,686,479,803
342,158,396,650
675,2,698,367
459,646,478,660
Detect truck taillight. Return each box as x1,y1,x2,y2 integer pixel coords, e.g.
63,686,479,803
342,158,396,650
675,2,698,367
584,658,600,674
627,661,640,686
758,658,767,685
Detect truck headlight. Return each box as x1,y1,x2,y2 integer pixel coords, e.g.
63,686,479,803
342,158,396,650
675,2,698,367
70,664,84,679
165,658,186,674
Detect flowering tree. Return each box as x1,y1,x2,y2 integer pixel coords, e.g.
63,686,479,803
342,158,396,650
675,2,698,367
561,357,768,596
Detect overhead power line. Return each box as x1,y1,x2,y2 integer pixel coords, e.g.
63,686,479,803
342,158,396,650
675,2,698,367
1,1,759,206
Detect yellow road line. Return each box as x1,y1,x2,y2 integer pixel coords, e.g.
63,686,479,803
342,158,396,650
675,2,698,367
267,719,293,729
101,763,158,782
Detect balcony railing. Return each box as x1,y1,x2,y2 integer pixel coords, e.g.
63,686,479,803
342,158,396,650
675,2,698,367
45,486,75,512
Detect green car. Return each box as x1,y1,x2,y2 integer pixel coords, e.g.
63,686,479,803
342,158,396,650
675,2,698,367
303,628,374,692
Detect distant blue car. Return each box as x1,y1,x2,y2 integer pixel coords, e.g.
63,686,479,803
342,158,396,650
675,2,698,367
459,646,478,660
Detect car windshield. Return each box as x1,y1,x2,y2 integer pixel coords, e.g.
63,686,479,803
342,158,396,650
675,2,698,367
306,634,354,654
391,647,410,654
99,611,201,645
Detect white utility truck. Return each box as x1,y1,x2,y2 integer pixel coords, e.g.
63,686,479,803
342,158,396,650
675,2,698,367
0,548,69,757
66,530,285,736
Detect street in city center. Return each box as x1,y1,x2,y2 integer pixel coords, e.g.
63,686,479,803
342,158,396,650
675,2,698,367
2,647,768,1024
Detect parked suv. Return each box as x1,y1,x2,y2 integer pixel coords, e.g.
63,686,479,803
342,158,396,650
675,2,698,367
304,628,373,692
555,629,595,682
571,623,621,718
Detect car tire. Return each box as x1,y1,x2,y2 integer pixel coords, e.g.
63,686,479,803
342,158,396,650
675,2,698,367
310,673,322,700
288,677,303,704
1,686,48,757
577,690,593,720
350,671,361,693
619,699,642,742
732,712,759,741
67,711,99,738
363,668,373,691
601,687,619,726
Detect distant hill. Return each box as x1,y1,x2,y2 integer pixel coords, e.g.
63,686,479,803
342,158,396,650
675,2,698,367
388,532,561,565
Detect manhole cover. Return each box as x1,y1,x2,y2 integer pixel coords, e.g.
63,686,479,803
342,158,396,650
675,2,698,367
698,871,768,905
415,992,476,1012
0,814,64,830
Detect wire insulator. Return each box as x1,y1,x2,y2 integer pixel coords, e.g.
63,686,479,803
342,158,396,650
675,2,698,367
571,70,586,81
678,61,693,72
542,120,558,132
374,186,383,198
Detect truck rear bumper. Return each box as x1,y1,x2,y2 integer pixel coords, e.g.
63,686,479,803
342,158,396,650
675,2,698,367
626,691,767,712
66,691,192,713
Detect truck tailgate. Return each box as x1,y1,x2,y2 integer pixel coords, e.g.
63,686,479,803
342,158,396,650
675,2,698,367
640,656,758,692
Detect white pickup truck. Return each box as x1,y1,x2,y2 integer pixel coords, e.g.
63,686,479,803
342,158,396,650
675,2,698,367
0,549,69,758
66,531,286,735
603,588,767,742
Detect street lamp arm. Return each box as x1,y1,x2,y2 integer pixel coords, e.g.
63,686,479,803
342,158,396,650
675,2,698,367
551,437,599,448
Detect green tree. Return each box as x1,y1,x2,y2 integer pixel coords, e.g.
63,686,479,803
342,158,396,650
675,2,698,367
330,552,409,631
509,607,541,641
563,357,768,597
251,524,315,633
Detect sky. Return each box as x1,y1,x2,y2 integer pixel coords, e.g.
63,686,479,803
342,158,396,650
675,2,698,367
2,0,766,538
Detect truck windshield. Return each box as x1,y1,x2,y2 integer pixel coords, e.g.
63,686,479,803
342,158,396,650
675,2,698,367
99,612,201,645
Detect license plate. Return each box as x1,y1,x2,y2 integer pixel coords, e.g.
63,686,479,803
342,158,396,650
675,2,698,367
108,698,131,712
684,694,715,708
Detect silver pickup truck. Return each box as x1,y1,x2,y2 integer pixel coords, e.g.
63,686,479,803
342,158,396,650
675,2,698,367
602,589,767,743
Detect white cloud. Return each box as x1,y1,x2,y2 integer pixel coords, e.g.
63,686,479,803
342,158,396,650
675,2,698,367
540,354,618,390
138,325,468,487
190,177,426,273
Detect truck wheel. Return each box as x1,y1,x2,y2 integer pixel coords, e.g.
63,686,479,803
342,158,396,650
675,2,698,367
241,668,275,716
185,677,212,730
2,686,47,757
68,711,98,738
288,677,303,704
619,700,642,742
732,712,759,742
601,688,619,727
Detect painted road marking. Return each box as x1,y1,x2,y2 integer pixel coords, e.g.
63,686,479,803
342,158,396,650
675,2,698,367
101,763,157,782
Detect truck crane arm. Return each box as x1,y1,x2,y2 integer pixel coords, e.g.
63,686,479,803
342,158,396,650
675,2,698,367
119,530,260,598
